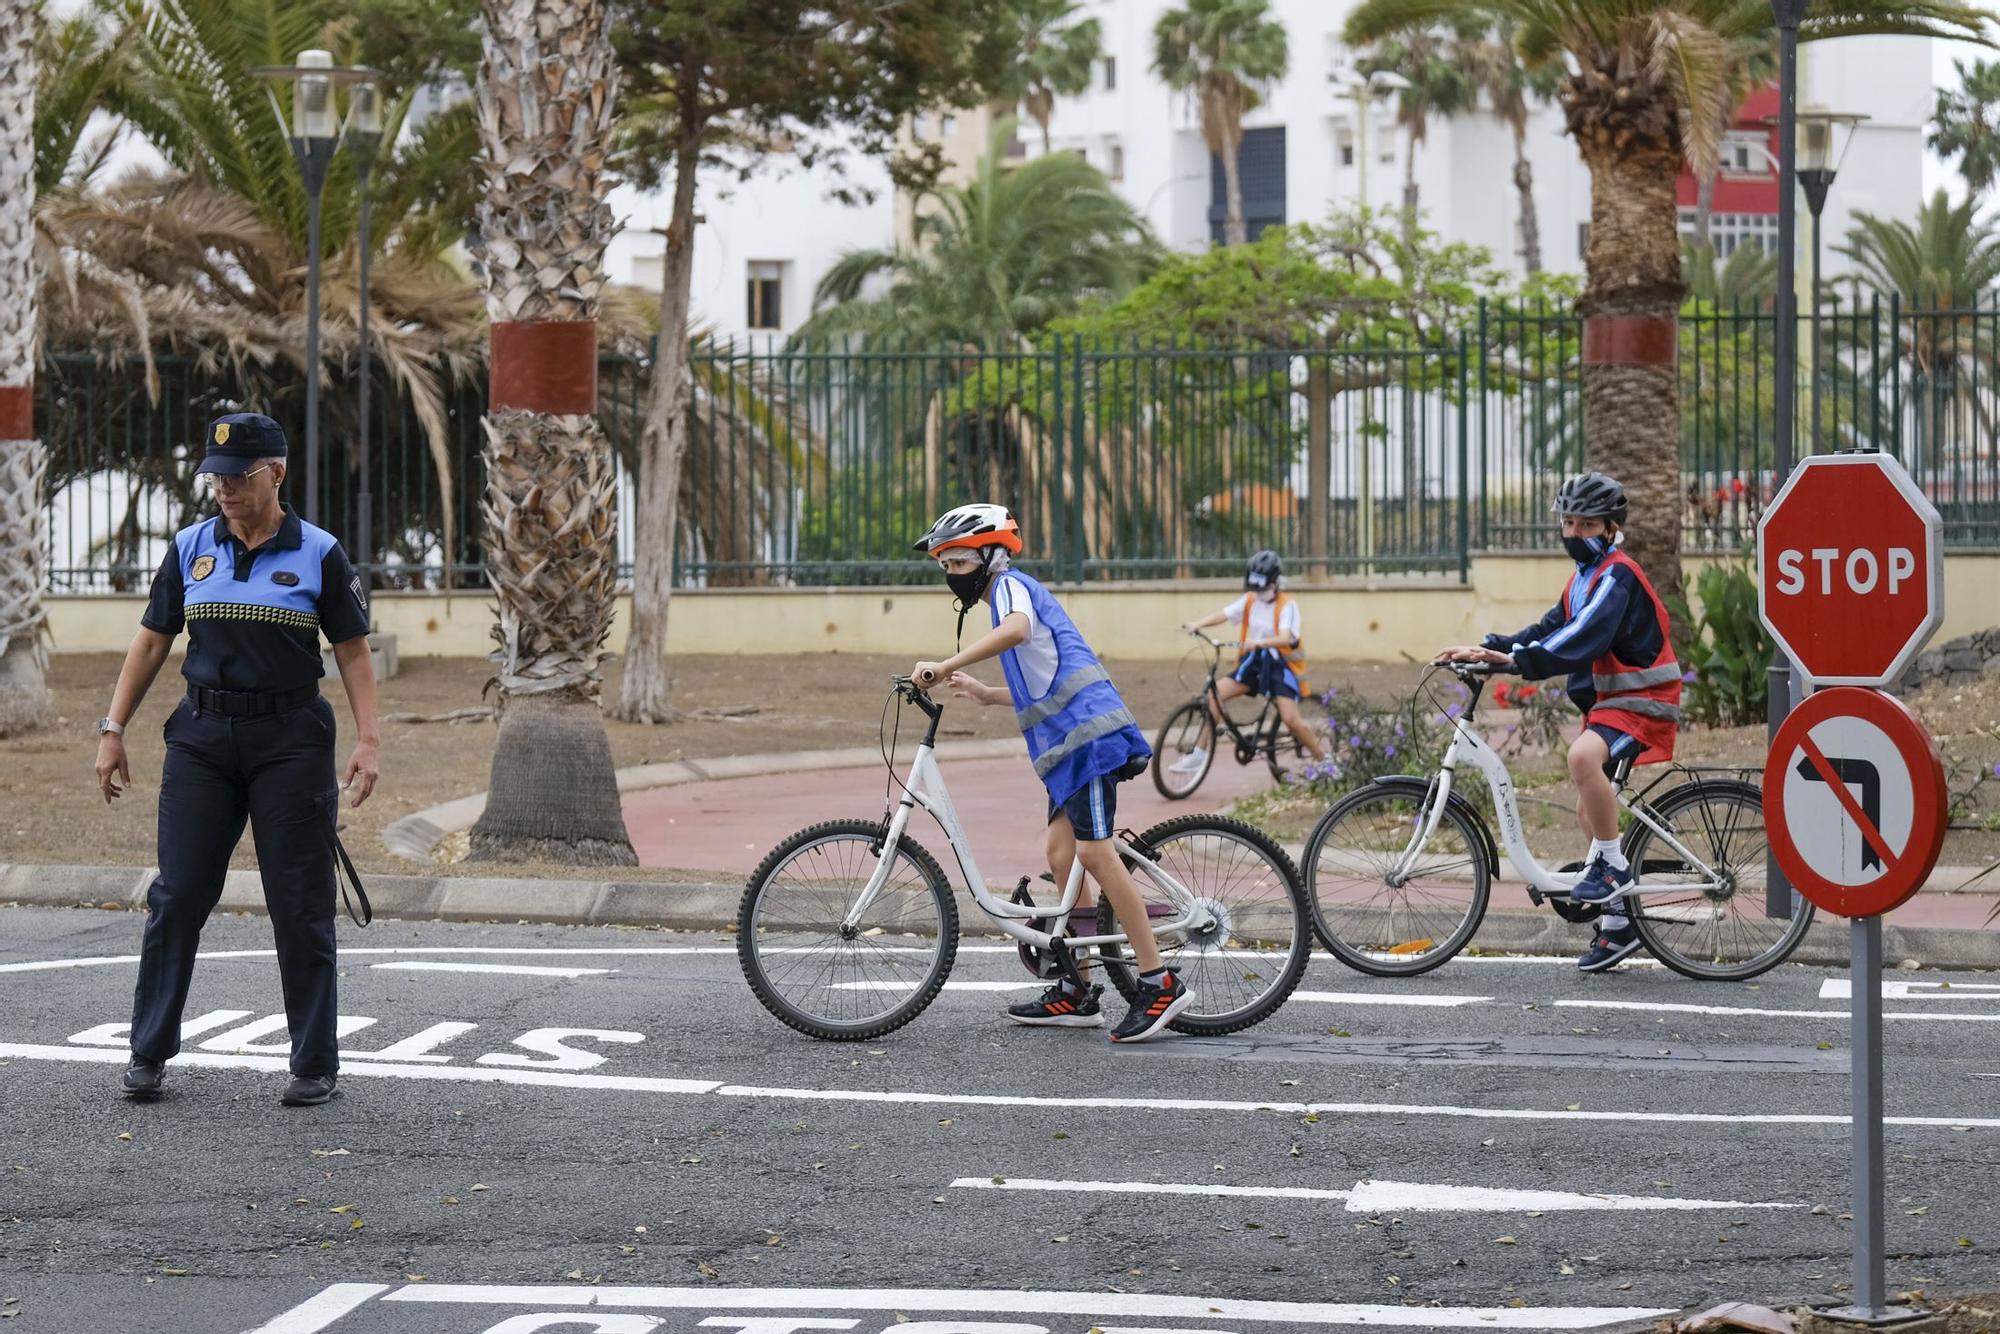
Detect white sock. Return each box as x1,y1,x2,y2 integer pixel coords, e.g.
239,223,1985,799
1590,837,1628,872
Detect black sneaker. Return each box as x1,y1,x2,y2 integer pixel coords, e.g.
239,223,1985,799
121,1057,164,1099
1007,983,1103,1028
1578,923,1643,973
281,1074,338,1106
1110,970,1194,1044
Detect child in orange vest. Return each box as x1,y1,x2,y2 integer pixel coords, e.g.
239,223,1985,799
1174,550,1329,775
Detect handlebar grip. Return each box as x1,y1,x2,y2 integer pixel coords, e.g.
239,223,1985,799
915,667,939,688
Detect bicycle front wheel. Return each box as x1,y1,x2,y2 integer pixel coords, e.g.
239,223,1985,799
1625,779,1814,982
1304,785,1490,977
737,819,959,1040
1096,815,1310,1036
1151,701,1215,799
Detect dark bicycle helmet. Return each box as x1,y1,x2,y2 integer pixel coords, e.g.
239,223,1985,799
1551,471,1628,525
1245,549,1283,590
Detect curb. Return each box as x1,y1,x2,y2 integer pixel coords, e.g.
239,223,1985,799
6,863,1998,970
380,738,1030,861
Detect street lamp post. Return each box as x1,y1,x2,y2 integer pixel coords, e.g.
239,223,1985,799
1767,0,1805,924
1795,111,1866,450
345,82,385,584
251,52,381,532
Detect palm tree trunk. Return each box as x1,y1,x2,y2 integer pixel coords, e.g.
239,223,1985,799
1219,137,1247,246
1402,130,1420,219
0,6,50,738
614,126,701,725
1510,115,1541,275
469,0,635,865
1576,130,1688,635
1692,166,1716,252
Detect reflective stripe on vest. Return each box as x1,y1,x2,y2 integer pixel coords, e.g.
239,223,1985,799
1016,662,1111,730
1592,662,1683,693
1031,706,1147,781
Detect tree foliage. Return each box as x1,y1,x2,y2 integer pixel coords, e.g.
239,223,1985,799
1930,57,2000,201
1151,0,1288,246
974,0,1103,153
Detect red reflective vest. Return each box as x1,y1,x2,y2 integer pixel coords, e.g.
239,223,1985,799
1563,551,1682,764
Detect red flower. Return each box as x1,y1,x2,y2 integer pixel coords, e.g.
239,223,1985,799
1731,477,1747,495
1491,681,1510,705
1516,684,1540,700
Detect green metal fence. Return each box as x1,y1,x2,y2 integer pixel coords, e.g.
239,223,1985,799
36,299,2000,593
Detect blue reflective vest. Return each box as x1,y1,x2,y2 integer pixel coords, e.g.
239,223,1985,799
991,570,1151,805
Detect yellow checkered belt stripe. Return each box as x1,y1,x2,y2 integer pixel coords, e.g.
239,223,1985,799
186,602,320,630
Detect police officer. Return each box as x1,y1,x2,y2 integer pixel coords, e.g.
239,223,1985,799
91,413,380,1107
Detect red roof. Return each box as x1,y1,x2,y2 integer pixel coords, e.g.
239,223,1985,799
1675,84,1780,215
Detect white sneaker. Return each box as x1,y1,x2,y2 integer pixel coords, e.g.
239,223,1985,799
1168,747,1208,775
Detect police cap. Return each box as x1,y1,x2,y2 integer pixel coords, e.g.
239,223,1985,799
196,413,289,475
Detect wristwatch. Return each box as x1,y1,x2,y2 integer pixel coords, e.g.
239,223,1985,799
95,717,125,736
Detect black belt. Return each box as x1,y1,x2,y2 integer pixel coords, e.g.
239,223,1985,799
187,684,319,716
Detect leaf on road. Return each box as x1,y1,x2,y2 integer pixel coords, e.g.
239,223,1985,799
1326,1029,1352,1038
1480,1138,1496,1147
1560,1263,1576,1276
937,1120,953,1127
311,1149,350,1158
470,1184,490,1192
116,1133,132,1142
991,1175,1006,1185
329,1205,356,1214
160,1268,188,1277
1816,1042,1834,1051
404,1274,426,1282
696,1261,720,1278
1493,1236,1517,1245
1566,1104,1582,1112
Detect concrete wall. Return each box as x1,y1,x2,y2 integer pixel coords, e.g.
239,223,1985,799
46,552,2000,664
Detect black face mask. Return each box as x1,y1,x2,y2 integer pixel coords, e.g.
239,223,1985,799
1563,533,1610,565
943,548,997,646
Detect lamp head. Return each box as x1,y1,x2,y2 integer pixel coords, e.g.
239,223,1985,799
294,49,337,143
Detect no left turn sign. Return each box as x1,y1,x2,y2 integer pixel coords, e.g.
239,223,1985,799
1763,688,1949,918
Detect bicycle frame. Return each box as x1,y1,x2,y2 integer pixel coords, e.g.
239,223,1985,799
1188,633,1283,763
842,686,1219,953
1398,690,1728,901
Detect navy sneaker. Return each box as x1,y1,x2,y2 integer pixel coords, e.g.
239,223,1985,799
1577,922,1643,973
1570,856,1633,904
1008,983,1103,1028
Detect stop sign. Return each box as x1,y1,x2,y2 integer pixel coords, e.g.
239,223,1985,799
1757,452,1943,686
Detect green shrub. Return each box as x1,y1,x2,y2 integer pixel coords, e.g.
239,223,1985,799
1670,560,1772,728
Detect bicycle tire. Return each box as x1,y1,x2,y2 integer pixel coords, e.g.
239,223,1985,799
1151,701,1215,800
1303,784,1491,977
1624,779,1815,982
737,819,960,1040
1095,814,1311,1036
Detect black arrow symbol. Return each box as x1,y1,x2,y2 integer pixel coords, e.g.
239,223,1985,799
1795,754,1886,870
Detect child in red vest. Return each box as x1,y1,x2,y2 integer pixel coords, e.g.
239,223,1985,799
1174,550,1329,775
1437,473,1683,972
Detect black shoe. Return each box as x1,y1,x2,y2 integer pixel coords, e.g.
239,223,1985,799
1110,969,1195,1044
1578,924,1643,973
1007,982,1104,1027
121,1057,164,1098
282,1074,338,1106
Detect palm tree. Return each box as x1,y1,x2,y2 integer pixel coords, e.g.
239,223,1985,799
1360,28,1474,223
0,0,52,737
1451,20,1559,273
1686,40,1775,252
1682,238,1778,306
1152,0,1288,247
1930,58,2000,201
466,0,635,866
1345,0,1991,621
983,0,1103,154
802,120,1155,349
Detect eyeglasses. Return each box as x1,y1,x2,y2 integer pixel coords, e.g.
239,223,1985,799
204,463,274,493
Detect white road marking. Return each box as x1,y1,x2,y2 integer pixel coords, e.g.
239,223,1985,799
241,1282,389,1334
375,1282,1671,1328
833,981,1039,992
346,1022,479,1064
1555,999,2000,1023
1290,991,1491,1008
200,1015,378,1053
68,1009,253,1048
1820,979,2000,1002
1341,1179,1798,1214
370,962,615,979
5,1040,1998,1128
954,1176,1797,1213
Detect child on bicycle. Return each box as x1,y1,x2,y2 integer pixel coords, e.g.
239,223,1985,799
1172,549,1329,775
1435,472,1682,973
907,503,1195,1043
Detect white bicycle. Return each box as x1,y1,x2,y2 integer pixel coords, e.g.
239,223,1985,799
737,678,1313,1041
1304,662,1814,981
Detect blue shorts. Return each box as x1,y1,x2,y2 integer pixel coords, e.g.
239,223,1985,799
1048,775,1119,842
1586,722,1644,765
1231,648,1300,701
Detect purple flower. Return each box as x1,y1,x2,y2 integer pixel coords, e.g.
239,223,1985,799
1682,670,1698,683
1385,745,1398,757
1992,763,2000,778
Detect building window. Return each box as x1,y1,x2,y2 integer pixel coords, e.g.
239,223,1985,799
1721,130,1773,177
941,113,957,135
1102,56,1117,90
1209,125,1286,244
1677,208,1779,257
1107,142,1125,180
912,112,929,138
1336,127,1355,167
746,261,784,330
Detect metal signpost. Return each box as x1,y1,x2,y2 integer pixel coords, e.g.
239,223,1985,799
1757,451,1948,1326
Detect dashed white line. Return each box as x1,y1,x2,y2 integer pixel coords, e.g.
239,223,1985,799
1555,999,2000,1023
952,1176,1798,1213
369,962,615,979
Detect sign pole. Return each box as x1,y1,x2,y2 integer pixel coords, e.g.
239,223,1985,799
1827,915,1913,1324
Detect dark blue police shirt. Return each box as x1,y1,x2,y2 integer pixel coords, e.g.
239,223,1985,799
141,506,372,693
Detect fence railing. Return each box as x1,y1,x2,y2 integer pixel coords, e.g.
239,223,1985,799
36,299,2000,593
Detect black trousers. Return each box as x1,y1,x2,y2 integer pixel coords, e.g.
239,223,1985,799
130,694,341,1077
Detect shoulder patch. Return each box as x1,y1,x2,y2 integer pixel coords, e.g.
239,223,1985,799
271,570,299,587
190,555,215,581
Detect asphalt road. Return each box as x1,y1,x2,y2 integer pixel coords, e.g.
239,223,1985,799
2,904,1998,1333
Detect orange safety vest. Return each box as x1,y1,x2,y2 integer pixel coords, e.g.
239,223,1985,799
1564,551,1682,764
1237,592,1310,696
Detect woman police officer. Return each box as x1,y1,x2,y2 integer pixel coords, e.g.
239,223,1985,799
92,412,381,1107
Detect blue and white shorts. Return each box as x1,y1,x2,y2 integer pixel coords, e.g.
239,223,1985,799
1231,648,1300,701
1047,774,1120,842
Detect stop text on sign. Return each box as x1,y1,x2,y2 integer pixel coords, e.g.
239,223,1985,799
1771,545,1918,597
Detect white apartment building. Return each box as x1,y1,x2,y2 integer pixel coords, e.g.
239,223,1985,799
611,4,1934,340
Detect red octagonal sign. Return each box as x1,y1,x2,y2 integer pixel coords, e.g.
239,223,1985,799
1757,452,1943,686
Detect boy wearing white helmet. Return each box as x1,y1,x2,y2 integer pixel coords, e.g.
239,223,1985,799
909,503,1193,1043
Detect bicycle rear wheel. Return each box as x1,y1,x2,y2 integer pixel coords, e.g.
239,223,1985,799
1304,784,1490,977
737,819,959,1040
1096,815,1310,1036
1625,779,1814,981
1151,701,1215,799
